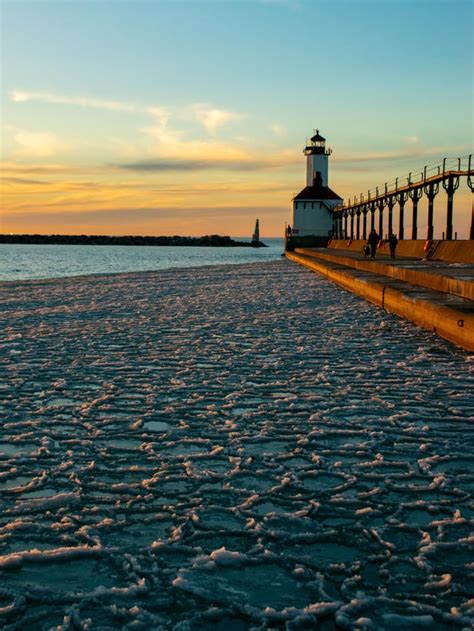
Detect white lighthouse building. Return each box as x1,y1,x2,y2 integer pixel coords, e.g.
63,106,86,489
291,130,342,241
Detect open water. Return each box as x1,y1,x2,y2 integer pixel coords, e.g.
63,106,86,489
0,239,285,281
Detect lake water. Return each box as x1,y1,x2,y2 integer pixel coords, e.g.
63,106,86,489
0,238,285,281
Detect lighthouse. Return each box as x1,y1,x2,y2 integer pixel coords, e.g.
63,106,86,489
290,130,342,244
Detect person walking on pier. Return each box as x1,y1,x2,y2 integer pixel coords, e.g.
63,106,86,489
389,233,398,259
368,228,380,259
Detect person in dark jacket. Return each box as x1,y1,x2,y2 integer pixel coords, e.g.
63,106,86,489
368,229,380,259
389,233,398,258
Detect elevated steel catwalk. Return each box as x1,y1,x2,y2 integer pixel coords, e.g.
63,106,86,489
332,155,474,242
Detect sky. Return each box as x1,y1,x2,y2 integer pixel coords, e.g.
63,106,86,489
1,0,473,237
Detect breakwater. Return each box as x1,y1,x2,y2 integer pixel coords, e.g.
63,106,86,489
0,234,267,247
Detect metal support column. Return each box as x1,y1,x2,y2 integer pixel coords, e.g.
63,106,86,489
377,199,384,239
387,196,395,237
442,175,460,240
409,187,423,240
396,191,408,240
362,206,368,240
344,210,348,239
370,202,376,231
468,155,474,240
350,210,354,240
423,181,439,241
356,209,361,240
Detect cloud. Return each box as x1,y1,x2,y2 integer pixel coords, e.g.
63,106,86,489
10,90,243,136
1,176,51,186
191,104,244,134
10,89,171,123
117,157,262,172
9,89,252,169
0,162,89,175
271,124,286,137
147,106,169,126
130,114,301,171
141,123,184,150
13,129,69,157
116,148,300,172
6,205,288,222
10,90,138,113
1,164,297,215
138,121,270,168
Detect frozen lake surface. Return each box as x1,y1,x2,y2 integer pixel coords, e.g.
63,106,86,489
0,260,473,629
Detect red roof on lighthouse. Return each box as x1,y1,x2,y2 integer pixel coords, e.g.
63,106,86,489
293,185,342,201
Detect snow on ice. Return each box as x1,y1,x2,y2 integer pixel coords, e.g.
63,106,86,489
0,260,472,629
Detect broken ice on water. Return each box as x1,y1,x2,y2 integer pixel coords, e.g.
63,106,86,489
0,260,472,629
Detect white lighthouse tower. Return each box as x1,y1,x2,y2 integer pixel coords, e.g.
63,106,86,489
291,130,342,243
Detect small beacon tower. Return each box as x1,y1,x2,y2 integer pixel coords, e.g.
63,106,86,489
290,130,342,245
252,218,260,244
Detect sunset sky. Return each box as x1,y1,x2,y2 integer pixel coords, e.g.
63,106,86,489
1,0,472,237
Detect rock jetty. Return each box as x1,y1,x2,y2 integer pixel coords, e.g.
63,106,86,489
0,234,267,247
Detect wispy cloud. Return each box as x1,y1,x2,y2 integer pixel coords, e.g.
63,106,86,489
11,90,138,113
12,128,69,157
1,162,87,175
137,118,283,171
147,106,169,126
10,89,170,124
1,176,51,186
117,148,300,172
270,123,285,137
6,205,288,221
10,90,246,136
117,157,264,172
191,104,244,134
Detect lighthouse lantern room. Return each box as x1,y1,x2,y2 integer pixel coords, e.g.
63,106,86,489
290,130,342,246
304,130,331,186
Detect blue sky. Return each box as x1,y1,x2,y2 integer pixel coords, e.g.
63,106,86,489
1,0,472,236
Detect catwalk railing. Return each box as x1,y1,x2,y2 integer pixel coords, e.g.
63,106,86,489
332,155,474,241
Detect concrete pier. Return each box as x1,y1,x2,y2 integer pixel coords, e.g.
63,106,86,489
286,244,474,351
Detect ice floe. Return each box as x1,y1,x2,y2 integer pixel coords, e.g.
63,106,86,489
0,260,472,629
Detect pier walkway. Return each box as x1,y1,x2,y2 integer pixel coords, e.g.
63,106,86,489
286,245,474,351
